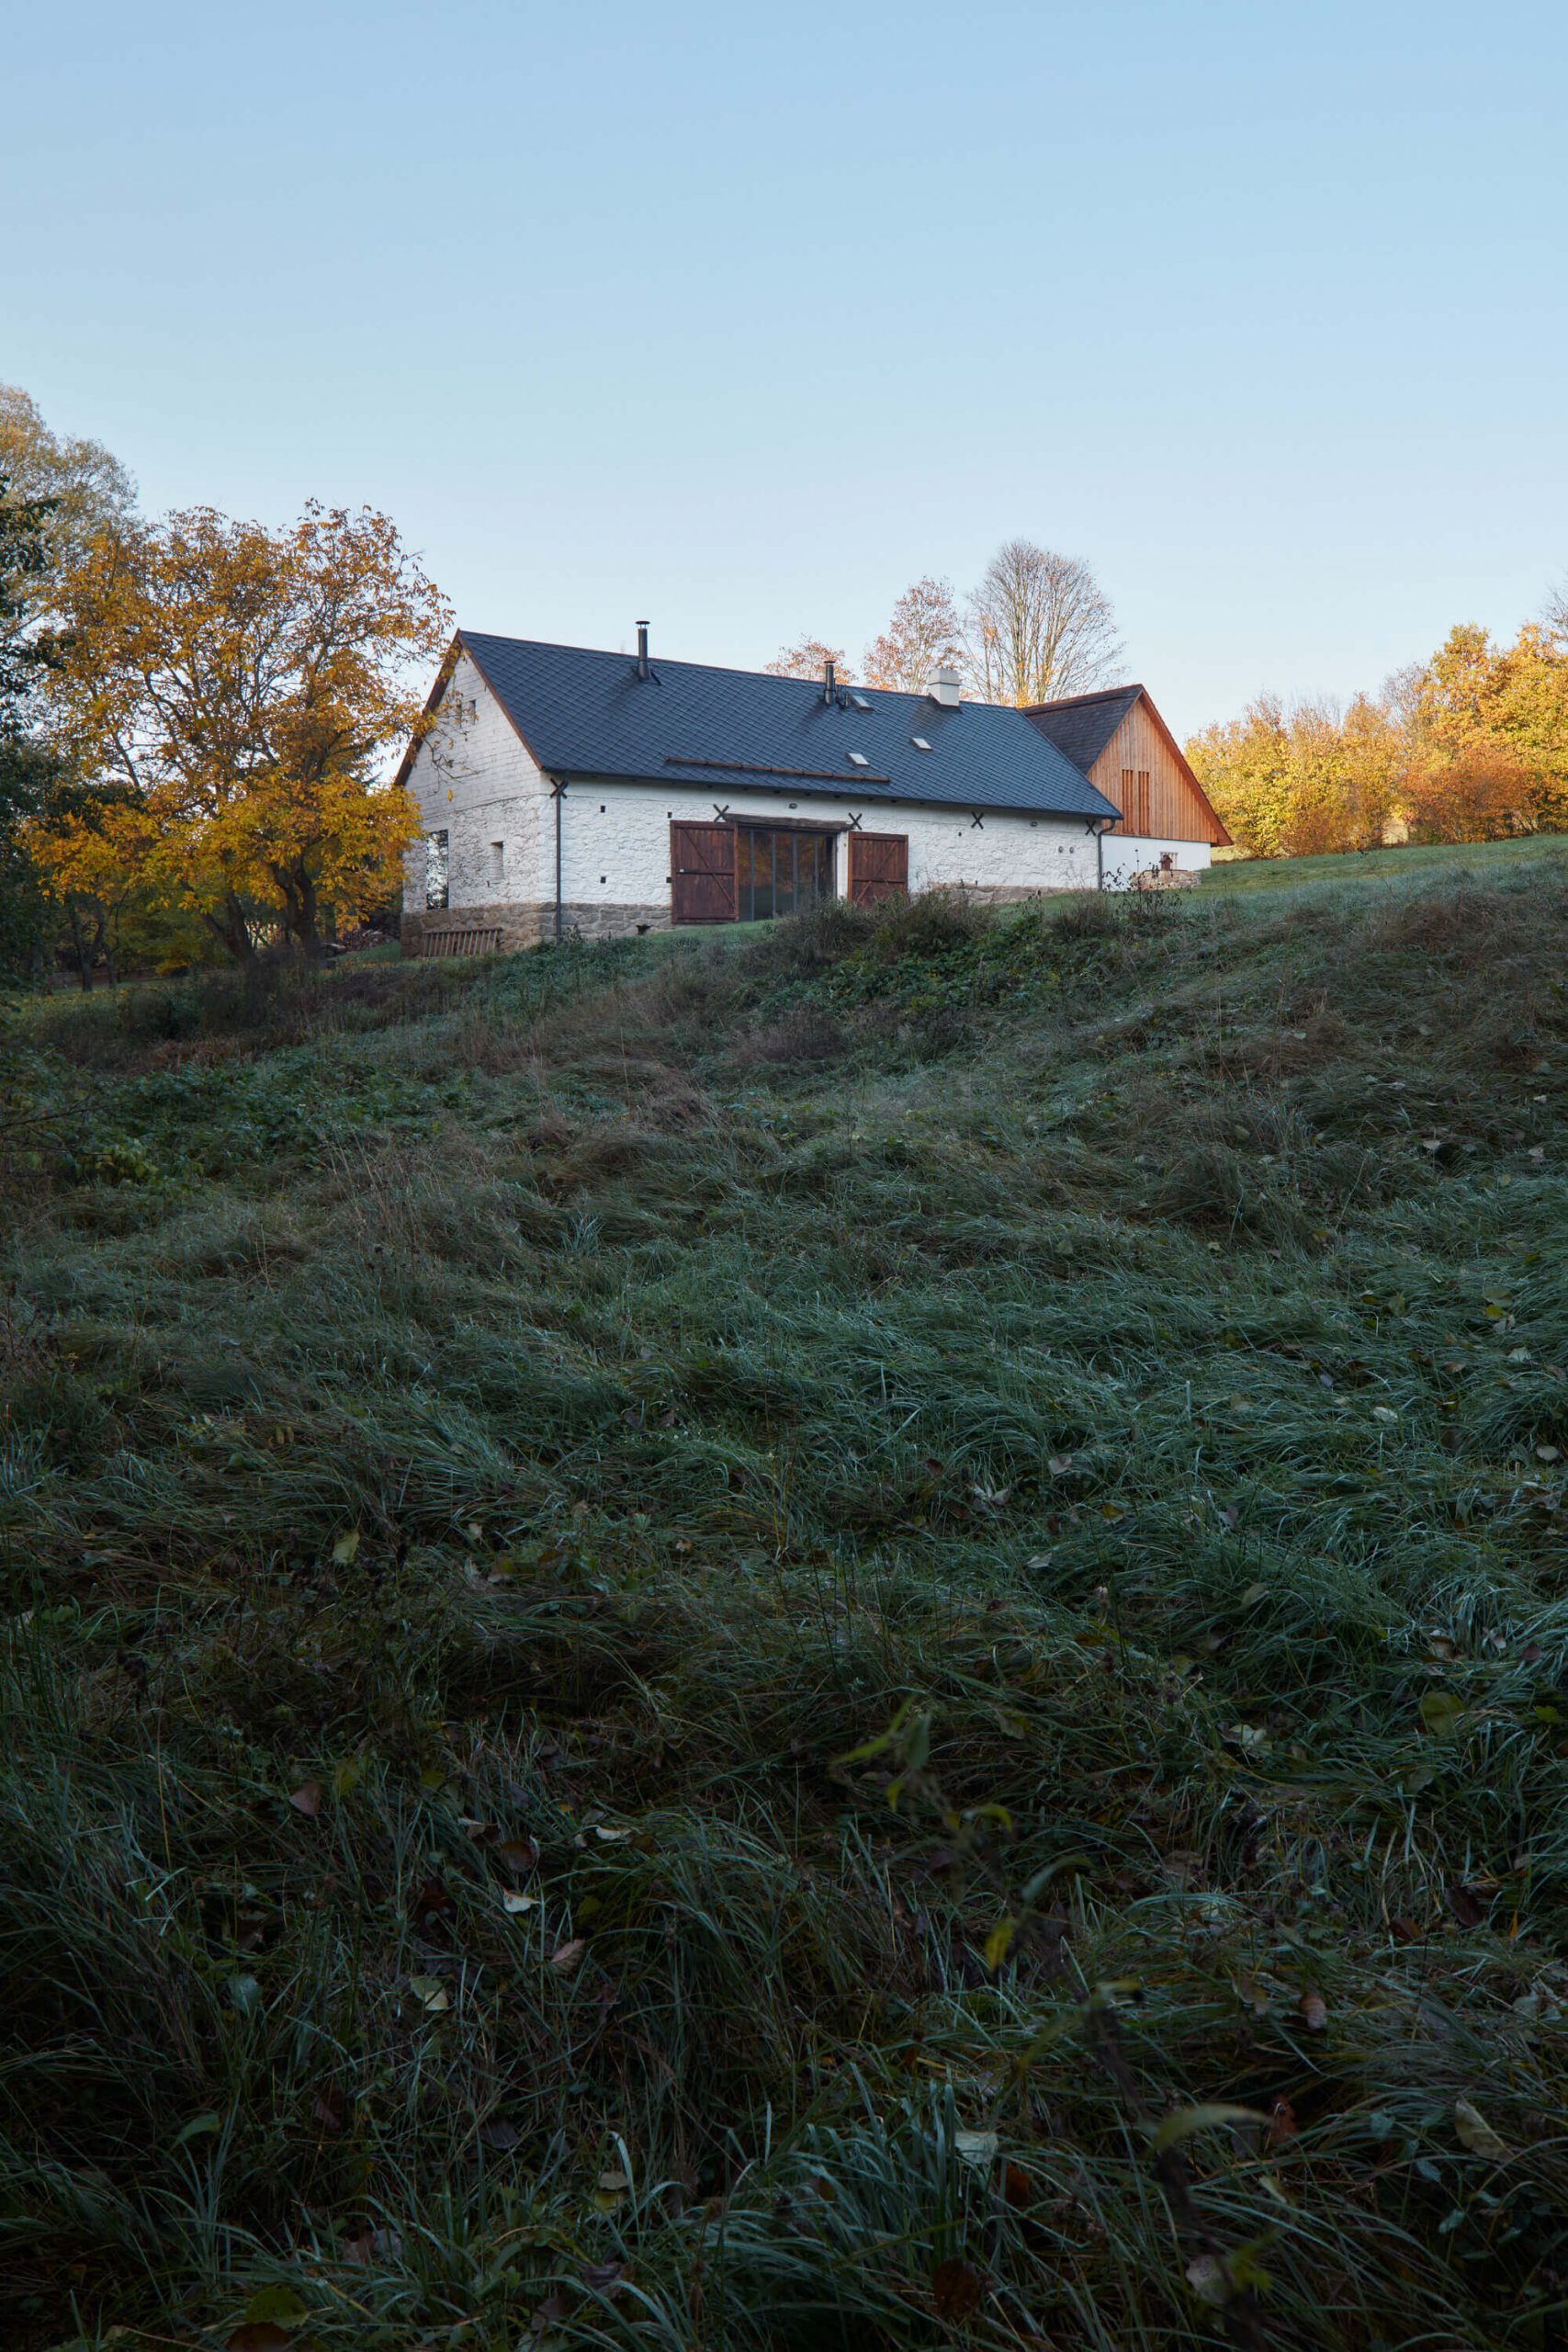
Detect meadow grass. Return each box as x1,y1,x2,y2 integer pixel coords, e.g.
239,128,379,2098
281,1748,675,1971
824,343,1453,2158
1202,831,1568,894
3,860,1567,2349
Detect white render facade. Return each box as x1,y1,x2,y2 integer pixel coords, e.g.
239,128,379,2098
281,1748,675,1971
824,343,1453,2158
398,650,1199,953
394,649,1213,950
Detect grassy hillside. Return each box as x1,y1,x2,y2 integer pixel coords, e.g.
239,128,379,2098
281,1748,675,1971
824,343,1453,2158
1202,831,1568,894
4,866,1567,2350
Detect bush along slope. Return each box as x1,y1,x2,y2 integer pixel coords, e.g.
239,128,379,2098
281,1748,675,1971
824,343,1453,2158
3,860,1568,2351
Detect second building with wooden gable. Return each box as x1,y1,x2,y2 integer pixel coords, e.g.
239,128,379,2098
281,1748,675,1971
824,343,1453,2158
1026,684,1231,871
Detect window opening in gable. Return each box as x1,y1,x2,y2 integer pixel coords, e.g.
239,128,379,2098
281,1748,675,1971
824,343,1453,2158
489,840,504,882
426,829,449,911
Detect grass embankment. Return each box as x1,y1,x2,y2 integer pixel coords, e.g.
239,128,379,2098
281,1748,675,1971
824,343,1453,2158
3,863,1567,2350
1202,831,1568,894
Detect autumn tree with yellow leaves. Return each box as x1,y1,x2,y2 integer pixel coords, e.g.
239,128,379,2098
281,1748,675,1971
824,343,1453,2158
38,503,450,964
1190,611,1568,858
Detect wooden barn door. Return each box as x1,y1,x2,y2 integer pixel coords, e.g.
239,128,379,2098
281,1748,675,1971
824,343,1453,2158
670,821,737,922
847,831,908,906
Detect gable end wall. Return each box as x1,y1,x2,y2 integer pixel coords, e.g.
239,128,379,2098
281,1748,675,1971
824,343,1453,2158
401,650,553,924
1090,704,1223,849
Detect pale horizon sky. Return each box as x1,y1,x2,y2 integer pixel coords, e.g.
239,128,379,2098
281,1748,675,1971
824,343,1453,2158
5,0,1566,739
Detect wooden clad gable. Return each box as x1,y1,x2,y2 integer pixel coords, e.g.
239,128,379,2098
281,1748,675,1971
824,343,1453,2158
1089,694,1229,845
1026,686,1230,847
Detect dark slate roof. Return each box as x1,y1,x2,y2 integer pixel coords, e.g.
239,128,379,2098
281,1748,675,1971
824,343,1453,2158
456,631,1121,822
1023,685,1144,778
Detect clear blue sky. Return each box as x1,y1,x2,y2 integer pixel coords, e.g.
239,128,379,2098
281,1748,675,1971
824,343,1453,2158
6,0,1566,735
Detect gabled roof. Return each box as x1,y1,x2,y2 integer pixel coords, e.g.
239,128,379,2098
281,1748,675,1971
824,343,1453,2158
1021,684,1144,775
444,631,1121,823
1024,683,1232,847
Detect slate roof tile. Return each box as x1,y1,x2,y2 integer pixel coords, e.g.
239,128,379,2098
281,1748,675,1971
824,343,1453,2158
1023,686,1145,775
457,632,1121,823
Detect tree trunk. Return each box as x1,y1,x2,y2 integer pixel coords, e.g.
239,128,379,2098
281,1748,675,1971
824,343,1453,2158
67,899,93,991
274,859,324,959
201,893,258,967
91,910,116,988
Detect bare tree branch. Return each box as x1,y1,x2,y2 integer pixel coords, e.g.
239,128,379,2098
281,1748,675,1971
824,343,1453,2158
964,539,1123,705
862,576,964,692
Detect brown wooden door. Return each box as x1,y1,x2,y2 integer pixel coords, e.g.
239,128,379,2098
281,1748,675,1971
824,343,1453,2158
670,821,737,922
847,831,908,905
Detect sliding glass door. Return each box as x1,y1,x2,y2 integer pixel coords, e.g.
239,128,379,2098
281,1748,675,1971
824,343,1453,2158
735,830,834,922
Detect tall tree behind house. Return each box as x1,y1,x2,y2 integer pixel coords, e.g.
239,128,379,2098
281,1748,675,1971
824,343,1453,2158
764,637,854,683
964,539,1124,706
862,577,964,693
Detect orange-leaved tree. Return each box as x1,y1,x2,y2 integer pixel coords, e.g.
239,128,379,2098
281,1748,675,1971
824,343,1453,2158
1399,621,1568,839
764,638,853,683
862,576,964,693
39,503,450,962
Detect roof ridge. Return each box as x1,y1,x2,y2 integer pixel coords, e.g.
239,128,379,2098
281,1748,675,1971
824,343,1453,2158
457,627,1005,709
1025,684,1144,713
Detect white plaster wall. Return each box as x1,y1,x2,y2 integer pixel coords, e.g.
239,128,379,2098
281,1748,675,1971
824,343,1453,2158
1100,834,1213,889
559,778,1099,907
400,661,1108,916
401,650,551,914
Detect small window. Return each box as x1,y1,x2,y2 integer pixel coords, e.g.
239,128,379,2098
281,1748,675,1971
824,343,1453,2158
911,735,932,751
850,692,872,711
425,829,449,911
489,840,504,882
848,751,869,767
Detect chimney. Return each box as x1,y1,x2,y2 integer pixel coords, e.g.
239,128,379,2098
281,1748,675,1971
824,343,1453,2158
822,657,836,704
635,620,649,680
929,664,962,709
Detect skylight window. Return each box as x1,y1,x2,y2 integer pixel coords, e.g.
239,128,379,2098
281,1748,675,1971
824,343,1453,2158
847,751,870,767
911,735,932,751
850,692,872,711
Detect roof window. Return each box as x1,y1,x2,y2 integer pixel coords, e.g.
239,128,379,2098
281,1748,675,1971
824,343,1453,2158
850,692,872,711
847,751,870,767
911,735,932,751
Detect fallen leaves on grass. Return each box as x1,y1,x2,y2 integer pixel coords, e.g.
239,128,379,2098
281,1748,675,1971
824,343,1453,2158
1454,2098,1509,2159
1420,1689,1466,1736
931,2258,988,2319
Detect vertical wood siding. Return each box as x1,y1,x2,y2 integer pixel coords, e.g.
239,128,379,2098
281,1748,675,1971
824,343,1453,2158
1093,705,1226,842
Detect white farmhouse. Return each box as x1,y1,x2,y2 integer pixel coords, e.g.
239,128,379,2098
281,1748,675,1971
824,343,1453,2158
396,627,1227,954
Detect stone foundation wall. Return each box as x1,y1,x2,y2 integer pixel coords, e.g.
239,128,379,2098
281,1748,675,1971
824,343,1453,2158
402,901,672,957
955,882,1090,908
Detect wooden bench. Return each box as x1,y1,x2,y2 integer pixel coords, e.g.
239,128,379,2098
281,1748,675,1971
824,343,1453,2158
420,926,504,957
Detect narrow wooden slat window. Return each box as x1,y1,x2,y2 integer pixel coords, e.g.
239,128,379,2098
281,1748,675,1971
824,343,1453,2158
1136,771,1152,835
1120,769,1134,835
